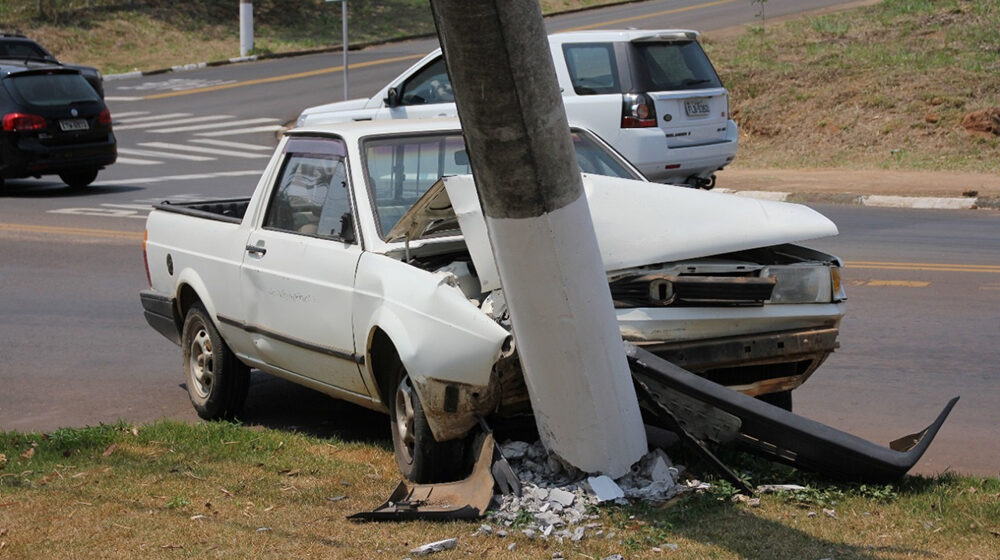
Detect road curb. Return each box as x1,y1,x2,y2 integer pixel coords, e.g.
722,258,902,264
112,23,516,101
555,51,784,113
718,189,992,210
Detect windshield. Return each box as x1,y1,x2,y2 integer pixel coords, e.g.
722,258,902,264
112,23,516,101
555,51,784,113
631,41,722,91
363,131,643,238
7,73,100,106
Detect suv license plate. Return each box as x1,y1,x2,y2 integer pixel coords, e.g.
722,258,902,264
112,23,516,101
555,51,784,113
684,98,711,118
59,119,89,132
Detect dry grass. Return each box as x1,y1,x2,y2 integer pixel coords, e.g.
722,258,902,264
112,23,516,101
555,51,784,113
1,422,998,559
705,0,1000,172
1,0,625,74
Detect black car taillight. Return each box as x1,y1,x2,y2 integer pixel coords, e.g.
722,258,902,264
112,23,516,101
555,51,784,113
98,108,112,126
2,113,46,132
621,93,657,128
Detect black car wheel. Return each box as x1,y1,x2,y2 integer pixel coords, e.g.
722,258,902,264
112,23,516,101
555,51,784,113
181,303,250,420
59,168,99,188
389,365,465,483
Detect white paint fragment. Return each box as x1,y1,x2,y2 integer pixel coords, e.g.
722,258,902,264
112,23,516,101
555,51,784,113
757,484,808,493
588,475,625,502
410,538,457,555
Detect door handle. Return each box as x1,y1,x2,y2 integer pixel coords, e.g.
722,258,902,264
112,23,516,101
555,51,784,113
245,244,267,256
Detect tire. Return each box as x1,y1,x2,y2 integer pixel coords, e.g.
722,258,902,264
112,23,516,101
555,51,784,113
757,390,793,412
181,303,250,420
59,168,99,188
389,365,465,483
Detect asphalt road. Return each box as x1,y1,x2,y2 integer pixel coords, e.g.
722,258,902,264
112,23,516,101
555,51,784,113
1,0,997,477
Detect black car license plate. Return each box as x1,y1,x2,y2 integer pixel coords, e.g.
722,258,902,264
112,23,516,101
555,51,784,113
59,118,90,132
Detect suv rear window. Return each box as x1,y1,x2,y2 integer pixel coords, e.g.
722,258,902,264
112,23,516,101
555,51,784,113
6,73,100,106
631,41,722,91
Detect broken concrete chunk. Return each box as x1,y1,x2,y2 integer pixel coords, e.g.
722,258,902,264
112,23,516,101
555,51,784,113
757,484,807,493
587,475,625,502
500,440,531,460
650,456,674,483
548,488,575,507
410,538,457,556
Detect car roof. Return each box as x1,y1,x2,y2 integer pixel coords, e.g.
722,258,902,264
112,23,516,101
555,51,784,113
548,29,700,43
290,117,612,144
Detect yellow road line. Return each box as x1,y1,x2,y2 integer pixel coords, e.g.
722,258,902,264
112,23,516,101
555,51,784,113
0,223,144,241
563,0,741,31
143,53,426,100
846,261,1000,273
863,280,931,288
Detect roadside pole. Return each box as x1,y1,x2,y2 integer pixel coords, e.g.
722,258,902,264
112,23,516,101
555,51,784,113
325,0,349,99
239,0,253,57
429,0,647,477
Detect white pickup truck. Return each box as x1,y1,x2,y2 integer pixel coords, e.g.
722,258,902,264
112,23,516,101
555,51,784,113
297,30,738,188
141,119,845,482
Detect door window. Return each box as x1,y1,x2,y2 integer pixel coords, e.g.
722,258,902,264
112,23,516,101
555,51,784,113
400,57,454,105
265,138,354,241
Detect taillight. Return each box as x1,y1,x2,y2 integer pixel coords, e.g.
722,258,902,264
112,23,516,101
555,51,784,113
143,230,152,287
2,113,46,132
621,93,657,128
98,108,112,126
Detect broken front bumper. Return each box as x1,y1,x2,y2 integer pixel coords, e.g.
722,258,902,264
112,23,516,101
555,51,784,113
627,343,958,482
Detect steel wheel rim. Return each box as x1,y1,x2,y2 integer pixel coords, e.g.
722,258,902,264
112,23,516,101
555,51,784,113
188,326,214,399
394,376,416,463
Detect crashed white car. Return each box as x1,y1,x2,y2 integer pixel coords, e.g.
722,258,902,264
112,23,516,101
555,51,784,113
140,119,845,482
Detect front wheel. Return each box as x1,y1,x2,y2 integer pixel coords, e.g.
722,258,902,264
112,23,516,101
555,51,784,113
59,168,99,188
389,366,465,483
181,303,250,420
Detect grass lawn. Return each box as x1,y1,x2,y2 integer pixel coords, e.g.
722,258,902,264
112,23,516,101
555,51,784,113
1,421,998,559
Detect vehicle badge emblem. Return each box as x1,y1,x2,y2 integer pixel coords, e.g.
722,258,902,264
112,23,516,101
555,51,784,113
663,114,672,122
71,109,78,117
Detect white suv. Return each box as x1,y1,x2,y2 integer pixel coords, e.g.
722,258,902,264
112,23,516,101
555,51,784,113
296,29,738,188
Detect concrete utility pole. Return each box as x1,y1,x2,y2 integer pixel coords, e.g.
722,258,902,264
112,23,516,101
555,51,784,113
239,0,254,57
429,0,647,477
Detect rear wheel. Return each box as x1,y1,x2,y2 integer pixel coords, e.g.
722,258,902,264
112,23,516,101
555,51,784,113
59,168,99,188
389,365,465,483
181,303,250,420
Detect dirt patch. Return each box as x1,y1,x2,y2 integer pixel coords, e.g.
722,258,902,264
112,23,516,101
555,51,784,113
718,168,1000,199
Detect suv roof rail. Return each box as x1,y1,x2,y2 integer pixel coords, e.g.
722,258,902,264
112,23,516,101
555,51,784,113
0,32,29,38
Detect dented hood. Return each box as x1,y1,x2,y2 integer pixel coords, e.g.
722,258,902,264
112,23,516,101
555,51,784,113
388,174,838,292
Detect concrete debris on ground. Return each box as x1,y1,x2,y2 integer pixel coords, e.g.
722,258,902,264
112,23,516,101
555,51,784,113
478,440,693,544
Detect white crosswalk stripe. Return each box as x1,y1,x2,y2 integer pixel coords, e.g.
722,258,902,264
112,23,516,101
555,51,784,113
115,115,232,131
116,156,161,165
116,112,193,124
119,147,216,161
196,124,285,137
151,118,278,133
111,111,151,119
190,138,274,151
138,142,271,159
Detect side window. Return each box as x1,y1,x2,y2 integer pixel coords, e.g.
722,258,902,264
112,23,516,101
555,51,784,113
265,138,354,242
562,43,621,95
399,57,454,105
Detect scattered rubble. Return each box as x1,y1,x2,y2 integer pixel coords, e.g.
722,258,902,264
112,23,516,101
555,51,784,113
480,440,691,543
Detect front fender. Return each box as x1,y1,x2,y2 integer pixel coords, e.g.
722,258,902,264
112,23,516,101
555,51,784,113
354,252,510,440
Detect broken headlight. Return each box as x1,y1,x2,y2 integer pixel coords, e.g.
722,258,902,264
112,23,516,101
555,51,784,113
765,264,842,304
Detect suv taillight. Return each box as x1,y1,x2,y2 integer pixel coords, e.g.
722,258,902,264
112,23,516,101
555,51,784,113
98,108,112,126
621,93,657,128
2,113,46,132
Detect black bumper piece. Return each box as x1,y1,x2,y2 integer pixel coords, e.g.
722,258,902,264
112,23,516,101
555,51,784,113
140,290,181,346
627,343,958,482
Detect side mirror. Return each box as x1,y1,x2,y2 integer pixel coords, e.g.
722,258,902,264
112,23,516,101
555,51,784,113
338,213,356,244
384,87,400,108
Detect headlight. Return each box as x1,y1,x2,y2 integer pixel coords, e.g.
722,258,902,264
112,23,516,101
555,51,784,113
765,264,835,304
